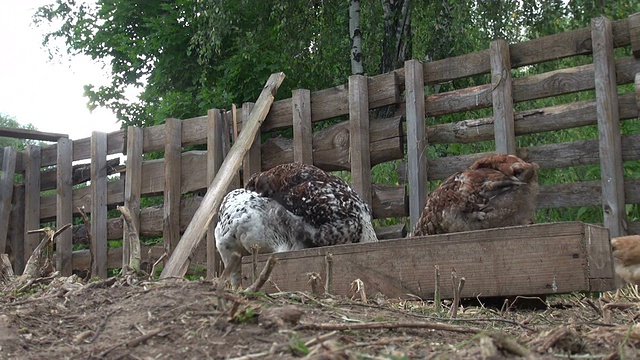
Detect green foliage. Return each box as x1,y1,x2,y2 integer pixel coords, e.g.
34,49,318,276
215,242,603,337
233,307,257,323
33,0,640,229
288,335,310,356
0,114,38,150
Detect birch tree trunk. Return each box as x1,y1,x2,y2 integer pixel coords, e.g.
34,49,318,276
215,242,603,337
378,0,412,118
349,0,364,75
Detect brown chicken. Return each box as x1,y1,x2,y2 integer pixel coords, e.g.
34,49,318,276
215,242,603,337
412,154,539,236
610,235,640,285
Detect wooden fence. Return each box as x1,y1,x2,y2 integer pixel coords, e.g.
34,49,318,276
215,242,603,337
1,13,639,279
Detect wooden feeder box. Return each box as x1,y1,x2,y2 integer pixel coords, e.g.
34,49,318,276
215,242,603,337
242,222,615,299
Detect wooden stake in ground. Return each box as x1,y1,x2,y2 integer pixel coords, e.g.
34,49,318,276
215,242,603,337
118,205,141,273
22,224,71,278
159,72,286,279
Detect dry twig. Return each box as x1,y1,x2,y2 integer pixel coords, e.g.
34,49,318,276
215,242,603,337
306,272,322,295
244,256,277,293
296,320,481,334
434,264,441,313
324,253,333,295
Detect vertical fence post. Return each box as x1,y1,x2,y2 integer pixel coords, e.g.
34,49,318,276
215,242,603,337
242,102,261,184
292,89,314,164
223,110,242,190
124,126,143,268
349,75,372,209
405,59,427,231
23,145,41,271
629,13,640,58
9,184,25,273
163,119,182,257
56,138,73,276
592,16,626,238
0,147,17,255
490,39,516,155
90,131,108,278
207,109,224,279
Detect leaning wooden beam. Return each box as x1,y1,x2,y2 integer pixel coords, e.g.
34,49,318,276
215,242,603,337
592,16,626,238
160,72,286,279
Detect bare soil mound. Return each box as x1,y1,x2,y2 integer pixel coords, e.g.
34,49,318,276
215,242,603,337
1,275,639,359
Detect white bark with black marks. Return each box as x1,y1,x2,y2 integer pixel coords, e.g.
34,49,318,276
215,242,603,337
349,0,364,75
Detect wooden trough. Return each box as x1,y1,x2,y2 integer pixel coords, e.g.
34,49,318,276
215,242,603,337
241,222,615,299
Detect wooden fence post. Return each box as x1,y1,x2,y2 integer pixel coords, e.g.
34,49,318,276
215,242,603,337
349,75,372,208
0,147,17,255
164,118,182,257
9,184,25,273
56,138,73,276
124,126,143,268
405,59,427,230
242,102,261,184
490,39,516,155
629,12,640,58
207,109,224,279
23,145,41,269
91,131,108,278
592,16,626,238
292,89,313,164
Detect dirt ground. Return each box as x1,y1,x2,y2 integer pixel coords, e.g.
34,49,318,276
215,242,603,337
1,272,639,360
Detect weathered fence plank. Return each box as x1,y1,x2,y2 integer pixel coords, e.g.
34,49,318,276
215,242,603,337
23,145,41,263
123,126,143,267
263,73,398,132
90,132,108,278
0,147,17,255
160,72,286,279
630,13,640,58
349,75,372,208
404,59,427,230
418,56,639,117
263,116,404,172
426,93,638,145
242,103,261,184
39,130,125,167
592,16,626,238
0,127,67,142
241,222,614,298
40,158,121,191
206,109,224,279
9,184,25,273
292,89,313,164
56,138,73,276
163,118,182,256
490,39,516,155
421,133,640,182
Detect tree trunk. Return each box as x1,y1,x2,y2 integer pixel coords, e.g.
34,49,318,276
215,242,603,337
349,0,364,75
378,0,412,118
380,0,411,74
